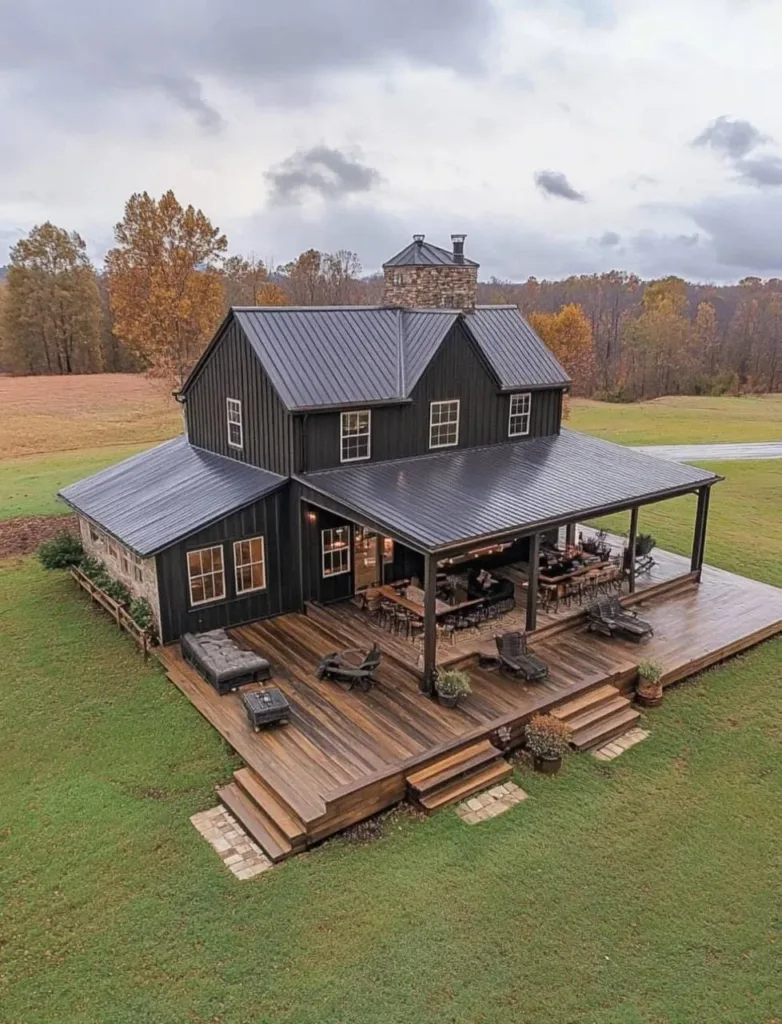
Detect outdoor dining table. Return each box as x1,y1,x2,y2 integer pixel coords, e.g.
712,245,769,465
377,584,486,619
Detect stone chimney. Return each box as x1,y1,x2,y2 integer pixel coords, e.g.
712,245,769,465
382,233,478,310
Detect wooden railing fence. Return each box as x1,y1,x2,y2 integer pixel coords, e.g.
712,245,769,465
69,565,154,659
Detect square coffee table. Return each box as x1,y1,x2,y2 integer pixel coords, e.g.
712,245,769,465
242,688,291,731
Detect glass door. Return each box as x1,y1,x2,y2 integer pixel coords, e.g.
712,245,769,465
353,526,380,592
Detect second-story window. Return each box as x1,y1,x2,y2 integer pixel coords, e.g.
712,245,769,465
226,398,243,450
429,399,460,448
508,392,532,437
340,410,371,462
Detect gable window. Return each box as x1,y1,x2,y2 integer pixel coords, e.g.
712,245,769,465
340,410,371,462
322,527,351,577
508,392,532,437
187,545,225,605
226,398,243,450
234,537,266,594
429,399,460,448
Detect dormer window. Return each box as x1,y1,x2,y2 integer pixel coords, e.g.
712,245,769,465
341,410,371,462
508,392,531,437
429,399,460,448
226,398,243,449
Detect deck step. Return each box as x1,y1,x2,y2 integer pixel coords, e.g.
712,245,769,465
570,707,641,752
418,760,513,813
217,783,293,862
233,768,307,850
406,739,501,796
565,695,633,733
551,684,621,721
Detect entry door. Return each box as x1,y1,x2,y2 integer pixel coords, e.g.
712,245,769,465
354,526,380,592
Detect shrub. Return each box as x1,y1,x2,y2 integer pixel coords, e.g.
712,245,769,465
638,660,663,685
525,714,572,759
129,597,156,639
103,578,131,607
79,557,112,590
435,669,472,698
38,531,84,569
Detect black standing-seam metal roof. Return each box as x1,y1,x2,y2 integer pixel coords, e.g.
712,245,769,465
190,305,569,412
383,238,480,268
297,429,720,552
58,436,286,556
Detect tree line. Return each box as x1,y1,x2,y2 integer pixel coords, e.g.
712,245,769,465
1,189,780,397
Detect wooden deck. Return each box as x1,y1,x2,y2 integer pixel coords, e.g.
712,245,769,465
158,550,782,851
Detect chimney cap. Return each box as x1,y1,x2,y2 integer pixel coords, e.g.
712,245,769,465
412,233,425,244
451,233,467,243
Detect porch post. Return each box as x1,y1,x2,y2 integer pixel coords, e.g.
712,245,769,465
526,532,540,633
627,506,639,594
565,523,576,549
421,552,438,695
691,486,711,577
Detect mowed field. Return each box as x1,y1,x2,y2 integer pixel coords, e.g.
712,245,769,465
1,377,782,1023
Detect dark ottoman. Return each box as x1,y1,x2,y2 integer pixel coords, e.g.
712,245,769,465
242,688,291,730
180,629,271,695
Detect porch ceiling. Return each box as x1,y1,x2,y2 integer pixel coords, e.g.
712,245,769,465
296,429,720,554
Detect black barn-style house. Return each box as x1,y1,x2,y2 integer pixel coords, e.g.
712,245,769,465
60,235,719,692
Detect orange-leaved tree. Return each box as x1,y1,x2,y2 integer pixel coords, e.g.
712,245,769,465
528,303,594,395
105,190,227,387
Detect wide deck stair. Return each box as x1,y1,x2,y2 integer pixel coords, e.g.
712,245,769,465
406,738,512,813
551,684,640,751
218,767,308,863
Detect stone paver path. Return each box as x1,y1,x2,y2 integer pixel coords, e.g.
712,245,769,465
191,806,273,879
456,781,528,824
633,441,782,462
592,726,649,761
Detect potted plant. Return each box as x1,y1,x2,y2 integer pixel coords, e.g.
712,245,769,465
635,532,656,557
525,714,572,774
434,669,471,708
636,660,664,707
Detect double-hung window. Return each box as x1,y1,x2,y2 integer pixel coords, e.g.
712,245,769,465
120,550,131,576
187,545,225,605
340,410,371,462
234,537,266,594
429,399,460,448
508,392,531,437
322,527,351,577
132,553,144,583
226,398,243,450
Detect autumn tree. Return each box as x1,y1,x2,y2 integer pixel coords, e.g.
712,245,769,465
3,222,101,374
105,190,227,386
280,249,325,305
321,250,362,304
528,303,594,394
222,254,288,308
693,300,720,379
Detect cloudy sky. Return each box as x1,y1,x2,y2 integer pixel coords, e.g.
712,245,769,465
2,0,782,282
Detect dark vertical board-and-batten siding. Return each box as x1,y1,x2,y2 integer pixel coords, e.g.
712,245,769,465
301,322,563,471
185,318,294,475
156,488,298,643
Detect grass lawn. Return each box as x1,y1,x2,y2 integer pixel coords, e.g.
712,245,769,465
569,394,782,445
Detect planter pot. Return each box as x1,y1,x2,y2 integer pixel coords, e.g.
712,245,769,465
636,687,663,708
533,753,562,775
436,691,461,708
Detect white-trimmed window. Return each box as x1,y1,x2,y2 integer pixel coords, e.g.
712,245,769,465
340,410,371,462
322,527,351,577
234,537,266,594
429,399,460,448
392,271,405,286
187,545,225,605
120,550,131,576
226,398,243,450
508,392,532,437
132,553,144,583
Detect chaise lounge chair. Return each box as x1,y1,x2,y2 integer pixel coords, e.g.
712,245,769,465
495,630,549,681
316,644,382,691
587,597,654,642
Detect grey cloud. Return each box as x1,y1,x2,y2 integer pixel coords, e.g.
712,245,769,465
534,170,587,202
692,115,769,160
522,0,616,29
689,193,782,272
265,147,382,205
735,154,782,187
0,0,496,129
599,231,621,247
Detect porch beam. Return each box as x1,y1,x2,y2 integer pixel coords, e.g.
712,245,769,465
421,553,438,695
627,506,639,594
691,485,711,577
526,532,541,633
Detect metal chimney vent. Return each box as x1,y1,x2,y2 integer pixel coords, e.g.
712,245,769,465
412,233,425,244
451,233,466,264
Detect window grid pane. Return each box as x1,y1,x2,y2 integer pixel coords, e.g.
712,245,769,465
429,400,459,448
188,545,225,605
509,393,531,437
227,398,243,449
234,537,266,594
322,527,351,577
340,410,370,462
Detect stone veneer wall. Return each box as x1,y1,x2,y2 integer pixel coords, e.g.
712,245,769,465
382,265,478,309
78,515,162,637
